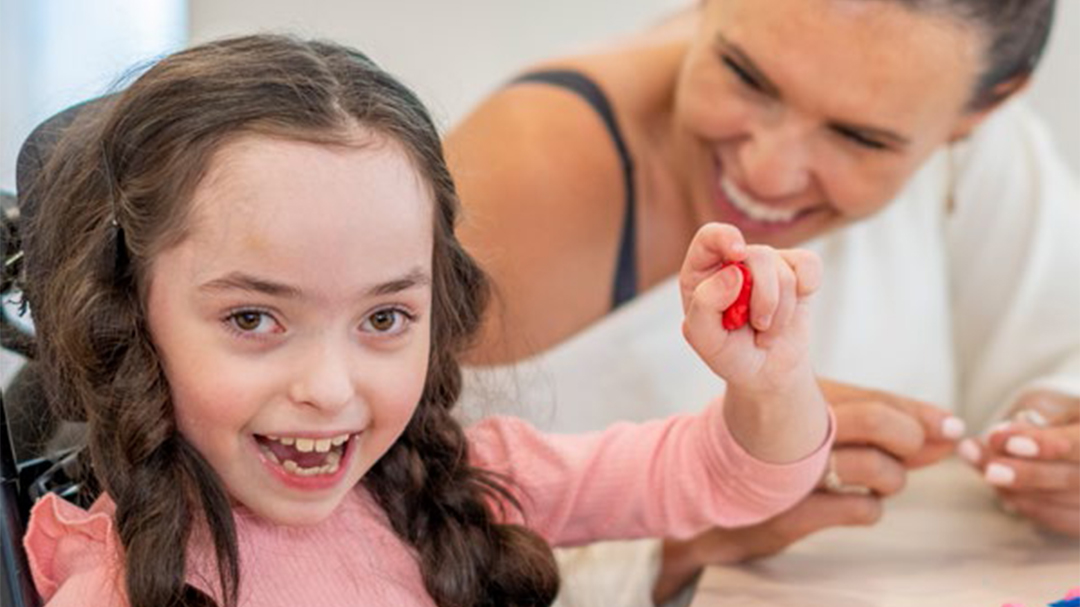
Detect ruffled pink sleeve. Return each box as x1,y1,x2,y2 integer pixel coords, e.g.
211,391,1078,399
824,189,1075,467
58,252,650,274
23,493,126,606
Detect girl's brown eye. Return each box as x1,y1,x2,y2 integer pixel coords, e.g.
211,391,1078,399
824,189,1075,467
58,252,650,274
369,309,397,332
237,312,261,330
232,311,265,332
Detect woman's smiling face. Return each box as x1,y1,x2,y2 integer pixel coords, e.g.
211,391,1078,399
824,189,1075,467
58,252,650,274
674,0,988,247
145,132,434,526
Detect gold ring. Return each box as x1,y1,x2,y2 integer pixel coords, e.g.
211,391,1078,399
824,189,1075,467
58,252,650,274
821,453,872,495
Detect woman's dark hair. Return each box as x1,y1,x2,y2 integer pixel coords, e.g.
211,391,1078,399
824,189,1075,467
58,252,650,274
887,0,1056,109
26,34,558,607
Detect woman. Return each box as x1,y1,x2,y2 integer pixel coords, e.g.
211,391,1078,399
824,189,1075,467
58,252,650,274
447,0,1078,603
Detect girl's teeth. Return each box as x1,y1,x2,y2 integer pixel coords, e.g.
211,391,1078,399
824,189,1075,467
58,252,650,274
281,457,341,477
258,433,352,477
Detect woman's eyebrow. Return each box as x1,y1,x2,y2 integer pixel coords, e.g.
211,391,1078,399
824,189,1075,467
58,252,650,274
715,32,911,148
198,268,432,299
715,33,780,97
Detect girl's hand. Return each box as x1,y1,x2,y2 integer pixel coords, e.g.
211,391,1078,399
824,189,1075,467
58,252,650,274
679,223,828,464
959,390,1080,537
679,222,822,392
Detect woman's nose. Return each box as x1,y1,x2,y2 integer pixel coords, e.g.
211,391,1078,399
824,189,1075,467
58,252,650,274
288,341,356,413
739,120,812,199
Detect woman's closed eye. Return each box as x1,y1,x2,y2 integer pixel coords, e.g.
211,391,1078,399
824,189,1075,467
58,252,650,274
225,308,283,337
360,307,415,336
832,125,889,151
722,54,766,93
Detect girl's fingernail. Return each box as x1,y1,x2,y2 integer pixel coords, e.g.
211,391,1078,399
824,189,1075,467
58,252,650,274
1005,435,1039,458
958,439,981,465
941,417,965,440
721,265,742,288
985,463,1016,486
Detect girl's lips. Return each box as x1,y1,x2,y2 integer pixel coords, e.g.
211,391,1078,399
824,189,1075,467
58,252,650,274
252,432,359,491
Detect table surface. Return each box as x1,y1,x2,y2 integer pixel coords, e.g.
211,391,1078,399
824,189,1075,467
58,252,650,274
691,459,1080,607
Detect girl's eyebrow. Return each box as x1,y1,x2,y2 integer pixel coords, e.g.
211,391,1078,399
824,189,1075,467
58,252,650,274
199,268,431,299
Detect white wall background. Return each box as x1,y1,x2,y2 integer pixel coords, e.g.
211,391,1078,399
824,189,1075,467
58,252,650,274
185,0,1079,170
0,0,187,191
186,0,671,134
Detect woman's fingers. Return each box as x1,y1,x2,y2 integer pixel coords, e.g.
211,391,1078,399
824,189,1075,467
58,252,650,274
980,456,1080,491
825,447,908,497
822,378,965,446
987,423,1080,462
685,491,884,565
1000,492,1080,537
1008,390,1080,427
832,400,928,461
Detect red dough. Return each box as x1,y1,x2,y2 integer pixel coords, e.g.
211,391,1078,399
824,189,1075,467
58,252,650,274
721,262,753,331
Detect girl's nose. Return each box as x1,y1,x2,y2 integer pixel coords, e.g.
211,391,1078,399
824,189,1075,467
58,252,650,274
288,342,356,414
739,120,811,199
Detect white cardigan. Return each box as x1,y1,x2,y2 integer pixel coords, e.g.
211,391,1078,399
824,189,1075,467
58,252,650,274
459,98,1080,607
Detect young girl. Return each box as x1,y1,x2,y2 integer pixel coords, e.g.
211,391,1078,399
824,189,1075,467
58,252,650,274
20,35,832,607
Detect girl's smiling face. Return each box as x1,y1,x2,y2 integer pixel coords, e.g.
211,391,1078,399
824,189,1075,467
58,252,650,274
145,132,434,526
674,0,989,247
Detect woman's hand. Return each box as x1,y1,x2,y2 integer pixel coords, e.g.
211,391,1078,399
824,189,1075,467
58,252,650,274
959,390,1080,537
653,378,963,604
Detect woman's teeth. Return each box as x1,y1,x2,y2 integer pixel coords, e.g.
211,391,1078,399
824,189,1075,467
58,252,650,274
721,178,799,224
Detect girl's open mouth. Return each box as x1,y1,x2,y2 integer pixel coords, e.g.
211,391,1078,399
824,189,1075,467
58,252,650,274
253,433,358,485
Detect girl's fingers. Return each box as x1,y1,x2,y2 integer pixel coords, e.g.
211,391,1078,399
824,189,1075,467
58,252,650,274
743,245,781,332
688,264,745,323
779,248,823,298
680,223,747,312
761,258,798,342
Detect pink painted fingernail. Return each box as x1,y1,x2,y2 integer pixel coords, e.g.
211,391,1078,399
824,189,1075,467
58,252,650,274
958,439,981,465
1005,436,1039,458
941,417,965,440
985,463,1015,486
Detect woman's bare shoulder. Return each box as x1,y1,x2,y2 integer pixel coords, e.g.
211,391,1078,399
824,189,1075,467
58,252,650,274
446,21,690,363
448,79,627,362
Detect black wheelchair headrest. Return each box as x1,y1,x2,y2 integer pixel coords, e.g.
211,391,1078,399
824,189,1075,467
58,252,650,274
14,97,112,231
11,97,112,325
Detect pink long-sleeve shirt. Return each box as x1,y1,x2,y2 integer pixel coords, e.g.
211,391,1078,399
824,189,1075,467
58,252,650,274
25,399,832,606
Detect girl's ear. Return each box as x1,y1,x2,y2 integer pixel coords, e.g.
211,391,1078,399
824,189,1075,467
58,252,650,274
948,74,1031,143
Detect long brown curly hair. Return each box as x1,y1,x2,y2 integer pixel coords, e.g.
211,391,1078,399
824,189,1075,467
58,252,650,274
25,34,558,607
